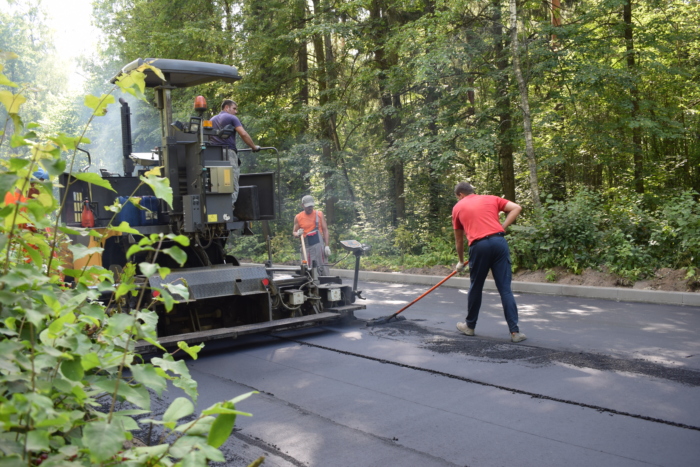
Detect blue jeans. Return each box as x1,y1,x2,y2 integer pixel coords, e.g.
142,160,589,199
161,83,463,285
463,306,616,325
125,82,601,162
466,235,519,333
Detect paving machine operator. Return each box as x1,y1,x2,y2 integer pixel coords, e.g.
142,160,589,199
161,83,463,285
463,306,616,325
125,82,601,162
209,99,261,205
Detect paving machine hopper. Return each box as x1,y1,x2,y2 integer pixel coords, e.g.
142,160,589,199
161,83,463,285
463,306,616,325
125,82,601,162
59,58,366,355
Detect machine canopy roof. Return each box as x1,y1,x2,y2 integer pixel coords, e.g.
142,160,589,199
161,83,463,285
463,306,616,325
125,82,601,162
111,58,241,88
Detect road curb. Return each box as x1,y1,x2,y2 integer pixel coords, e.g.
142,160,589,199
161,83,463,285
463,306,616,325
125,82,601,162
329,269,700,307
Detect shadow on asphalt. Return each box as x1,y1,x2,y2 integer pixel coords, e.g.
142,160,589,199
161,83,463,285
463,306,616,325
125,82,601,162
369,319,700,387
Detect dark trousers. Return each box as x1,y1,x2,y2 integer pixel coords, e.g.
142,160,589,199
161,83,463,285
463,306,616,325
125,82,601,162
466,235,520,333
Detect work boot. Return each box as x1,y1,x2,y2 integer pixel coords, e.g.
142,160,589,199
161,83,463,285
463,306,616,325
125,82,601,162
510,332,527,343
456,322,475,336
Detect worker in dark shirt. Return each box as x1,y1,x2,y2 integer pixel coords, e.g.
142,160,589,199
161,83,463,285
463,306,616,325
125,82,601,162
210,99,261,204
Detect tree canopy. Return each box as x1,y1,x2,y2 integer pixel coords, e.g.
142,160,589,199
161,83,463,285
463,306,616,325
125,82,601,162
3,0,699,276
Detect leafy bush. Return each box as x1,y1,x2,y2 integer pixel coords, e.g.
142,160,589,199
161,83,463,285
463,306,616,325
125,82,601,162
510,190,603,274
510,187,699,281
0,55,258,466
648,190,700,268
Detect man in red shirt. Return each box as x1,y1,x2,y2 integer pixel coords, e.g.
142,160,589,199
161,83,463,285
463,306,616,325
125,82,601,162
452,182,526,343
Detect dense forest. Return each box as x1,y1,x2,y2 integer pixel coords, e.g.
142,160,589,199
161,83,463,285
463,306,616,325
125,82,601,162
2,0,700,281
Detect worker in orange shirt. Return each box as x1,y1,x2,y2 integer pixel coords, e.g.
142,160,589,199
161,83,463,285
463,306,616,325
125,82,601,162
292,195,331,275
3,168,49,231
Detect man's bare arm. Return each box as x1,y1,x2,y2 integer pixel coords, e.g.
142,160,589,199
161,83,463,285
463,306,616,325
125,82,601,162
501,201,522,229
235,126,259,150
454,229,465,263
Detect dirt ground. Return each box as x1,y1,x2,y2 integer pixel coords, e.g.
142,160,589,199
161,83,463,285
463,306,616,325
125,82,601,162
398,265,699,293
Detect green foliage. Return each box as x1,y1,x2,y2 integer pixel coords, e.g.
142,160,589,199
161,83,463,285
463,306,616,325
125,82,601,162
510,190,603,274
510,188,700,281
90,0,700,255
0,54,255,466
545,269,557,282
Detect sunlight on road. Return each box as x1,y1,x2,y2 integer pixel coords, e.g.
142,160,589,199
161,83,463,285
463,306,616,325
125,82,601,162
341,331,363,340
641,323,693,334
362,299,409,306
551,306,605,315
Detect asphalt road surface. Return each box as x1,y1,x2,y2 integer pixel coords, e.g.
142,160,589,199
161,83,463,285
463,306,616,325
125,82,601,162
147,279,700,466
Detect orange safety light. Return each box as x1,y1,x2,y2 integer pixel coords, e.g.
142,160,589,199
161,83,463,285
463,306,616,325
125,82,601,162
194,95,207,112
203,120,213,128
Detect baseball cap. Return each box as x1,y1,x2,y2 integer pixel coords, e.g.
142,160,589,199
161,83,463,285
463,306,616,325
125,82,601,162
302,195,315,207
32,168,48,181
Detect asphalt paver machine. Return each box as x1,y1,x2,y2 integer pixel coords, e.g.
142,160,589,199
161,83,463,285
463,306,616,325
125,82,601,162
59,58,367,354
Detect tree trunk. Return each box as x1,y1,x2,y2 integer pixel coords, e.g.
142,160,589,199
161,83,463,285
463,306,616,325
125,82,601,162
370,0,404,224
311,0,337,224
425,86,441,231
509,0,541,209
492,0,516,202
624,0,644,194
294,0,309,130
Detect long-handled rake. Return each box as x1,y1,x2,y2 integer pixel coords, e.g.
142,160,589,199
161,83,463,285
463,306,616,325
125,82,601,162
366,270,459,326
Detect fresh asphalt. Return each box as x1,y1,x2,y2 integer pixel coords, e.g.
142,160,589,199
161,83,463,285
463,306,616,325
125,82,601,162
144,275,700,466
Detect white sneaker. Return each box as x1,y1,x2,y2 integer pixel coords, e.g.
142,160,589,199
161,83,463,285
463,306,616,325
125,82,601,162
456,322,475,336
511,332,527,343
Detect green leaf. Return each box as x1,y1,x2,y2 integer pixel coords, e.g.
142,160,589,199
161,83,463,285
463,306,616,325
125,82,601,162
169,234,191,247
26,429,51,452
82,420,125,463
48,310,77,337
17,238,43,268
72,172,115,192
68,243,103,261
140,63,166,81
177,341,204,360
10,133,29,148
178,449,208,466
104,312,134,337
81,352,101,371
162,397,194,423
109,221,141,234
116,70,147,100
126,244,153,258
58,225,86,236
152,355,198,401
60,357,84,381
140,173,172,208
0,90,26,113
0,174,18,198
202,391,260,415
162,246,187,266
130,363,167,396
49,133,90,150
84,94,115,116
176,415,215,435
0,73,18,87
113,414,140,431
131,444,169,459
45,157,66,176
139,262,158,277
9,157,30,171
207,412,236,448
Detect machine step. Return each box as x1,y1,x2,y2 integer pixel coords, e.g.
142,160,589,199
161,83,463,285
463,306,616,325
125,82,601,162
135,310,356,354
325,304,366,313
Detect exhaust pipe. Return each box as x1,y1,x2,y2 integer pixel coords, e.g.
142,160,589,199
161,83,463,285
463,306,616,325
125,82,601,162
119,97,135,176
